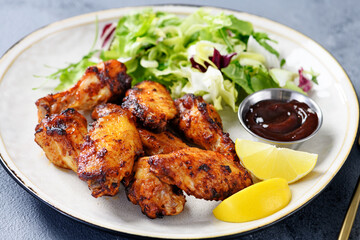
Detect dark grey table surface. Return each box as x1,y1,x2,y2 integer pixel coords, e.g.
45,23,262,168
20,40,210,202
1,0,359,239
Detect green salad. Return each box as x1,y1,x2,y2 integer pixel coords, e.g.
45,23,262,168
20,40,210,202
44,8,318,112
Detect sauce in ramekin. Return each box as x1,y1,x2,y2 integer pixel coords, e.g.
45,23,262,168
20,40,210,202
244,99,319,141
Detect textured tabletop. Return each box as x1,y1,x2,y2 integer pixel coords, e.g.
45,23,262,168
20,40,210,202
1,0,359,239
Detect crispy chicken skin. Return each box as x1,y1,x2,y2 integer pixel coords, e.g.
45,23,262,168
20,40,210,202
91,102,124,120
175,94,237,161
148,147,253,201
36,60,132,122
122,80,177,131
34,108,87,172
123,129,188,218
77,104,143,198
124,157,186,219
138,129,189,156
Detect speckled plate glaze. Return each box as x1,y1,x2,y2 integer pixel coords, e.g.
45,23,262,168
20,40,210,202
0,5,358,239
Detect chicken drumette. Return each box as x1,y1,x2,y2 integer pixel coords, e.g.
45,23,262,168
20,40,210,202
122,80,177,131
124,129,187,218
35,108,87,172
137,129,188,156
175,94,238,161
124,156,186,218
77,103,143,198
36,60,131,122
148,147,253,201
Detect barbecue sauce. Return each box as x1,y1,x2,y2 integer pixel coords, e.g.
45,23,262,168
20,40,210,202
244,99,318,141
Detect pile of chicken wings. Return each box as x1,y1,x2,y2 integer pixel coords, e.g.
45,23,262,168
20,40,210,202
34,60,252,219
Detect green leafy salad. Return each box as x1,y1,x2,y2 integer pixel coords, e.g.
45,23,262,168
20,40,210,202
43,8,318,112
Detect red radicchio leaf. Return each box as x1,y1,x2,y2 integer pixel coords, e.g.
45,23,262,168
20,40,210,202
190,57,208,72
101,23,113,38
298,68,312,92
101,23,116,48
210,48,237,70
190,48,237,73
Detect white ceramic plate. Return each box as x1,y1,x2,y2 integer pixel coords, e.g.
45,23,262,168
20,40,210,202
0,5,358,239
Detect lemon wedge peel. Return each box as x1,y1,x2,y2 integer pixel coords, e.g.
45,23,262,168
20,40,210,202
213,178,291,223
235,139,317,184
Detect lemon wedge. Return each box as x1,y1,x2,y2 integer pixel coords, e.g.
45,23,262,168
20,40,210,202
235,139,317,183
213,178,291,222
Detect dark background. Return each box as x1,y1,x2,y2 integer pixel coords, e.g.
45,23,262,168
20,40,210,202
0,0,359,239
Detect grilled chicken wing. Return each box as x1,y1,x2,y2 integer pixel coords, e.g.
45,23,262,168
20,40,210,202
34,108,87,172
175,94,237,161
36,60,132,122
124,129,188,218
77,103,143,198
148,147,252,201
124,157,186,219
138,129,188,156
122,80,177,131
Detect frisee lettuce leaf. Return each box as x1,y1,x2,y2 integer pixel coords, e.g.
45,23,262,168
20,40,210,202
37,50,98,91
252,32,280,58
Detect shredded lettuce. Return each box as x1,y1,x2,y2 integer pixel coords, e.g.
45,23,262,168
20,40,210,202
41,8,318,111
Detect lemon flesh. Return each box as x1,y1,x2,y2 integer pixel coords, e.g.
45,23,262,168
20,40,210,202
213,178,291,222
235,139,317,183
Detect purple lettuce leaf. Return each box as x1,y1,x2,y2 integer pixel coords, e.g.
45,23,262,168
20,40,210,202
298,68,312,92
191,48,237,72
100,23,116,48
101,23,113,38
